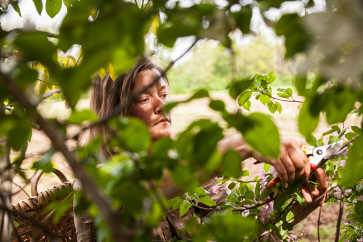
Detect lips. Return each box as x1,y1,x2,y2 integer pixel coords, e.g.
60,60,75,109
153,118,170,126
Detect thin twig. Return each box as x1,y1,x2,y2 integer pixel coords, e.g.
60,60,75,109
259,91,303,103
10,182,30,198
317,205,322,242
233,196,275,212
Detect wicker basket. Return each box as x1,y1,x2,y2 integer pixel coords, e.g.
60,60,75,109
11,169,76,242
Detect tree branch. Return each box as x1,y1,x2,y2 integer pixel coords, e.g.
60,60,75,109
258,91,303,103
0,72,132,242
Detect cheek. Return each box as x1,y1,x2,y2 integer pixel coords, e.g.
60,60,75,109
129,104,152,125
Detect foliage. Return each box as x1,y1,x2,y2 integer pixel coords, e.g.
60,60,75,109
0,0,362,241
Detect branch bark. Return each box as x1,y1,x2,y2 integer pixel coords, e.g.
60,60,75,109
0,72,131,242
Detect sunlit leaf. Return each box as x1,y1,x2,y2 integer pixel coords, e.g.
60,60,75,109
46,0,62,18
68,110,98,124
179,200,192,216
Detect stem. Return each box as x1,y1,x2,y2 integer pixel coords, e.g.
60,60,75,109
317,205,322,242
335,198,343,242
258,91,303,103
232,196,275,212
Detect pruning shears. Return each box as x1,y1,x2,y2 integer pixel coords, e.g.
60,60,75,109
267,141,349,189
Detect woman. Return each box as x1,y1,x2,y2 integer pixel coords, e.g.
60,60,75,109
84,58,327,241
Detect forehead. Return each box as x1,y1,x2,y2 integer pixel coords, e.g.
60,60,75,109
134,69,168,92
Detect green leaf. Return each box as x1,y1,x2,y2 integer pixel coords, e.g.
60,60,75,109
264,164,271,173
294,76,307,96
33,0,43,14
168,197,183,210
275,102,282,113
243,113,280,158
268,102,277,113
209,99,225,112
242,100,251,111
46,0,62,18
12,63,38,89
68,110,98,124
179,200,192,217
237,90,252,106
258,94,270,105
274,14,312,59
32,149,54,173
205,211,259,241
277,88,292,98
232,6,252,34
198,196,216,207
8,120,32,151
228,77,254,99
110,117,151,152
351,126,361,134
14,32,57,64
298,101,319,140
11,2,21,16
341,135,363,187
222,150,242,178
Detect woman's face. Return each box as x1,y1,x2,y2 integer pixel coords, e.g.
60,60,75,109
128,69,171,140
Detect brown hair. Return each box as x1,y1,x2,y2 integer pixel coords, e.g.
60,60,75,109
90,57,168,157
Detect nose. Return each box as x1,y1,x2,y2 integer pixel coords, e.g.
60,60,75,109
154,95,165,114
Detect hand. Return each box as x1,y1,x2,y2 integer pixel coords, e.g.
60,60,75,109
290,167,328,225
256,140,311,184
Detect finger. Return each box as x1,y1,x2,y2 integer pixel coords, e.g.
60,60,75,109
281,151,295,183
315,168,328,193
310,187,320,197
301,187,312,203
272,159,289,184
286,143,309,181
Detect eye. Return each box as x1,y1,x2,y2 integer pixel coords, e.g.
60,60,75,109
161,93,168,99
138,96,149,103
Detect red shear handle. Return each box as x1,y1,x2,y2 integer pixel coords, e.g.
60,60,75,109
267,164,317,189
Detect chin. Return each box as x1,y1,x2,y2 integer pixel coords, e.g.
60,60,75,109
150,128,171,140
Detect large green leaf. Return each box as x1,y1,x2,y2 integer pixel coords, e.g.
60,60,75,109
110,117,151,152
298,100,319,141
341,135,363,187
14,32,57,64
7,119,32,151
46,0,62,18
274,14,312,59
222,150,242,178
242,113,280,158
